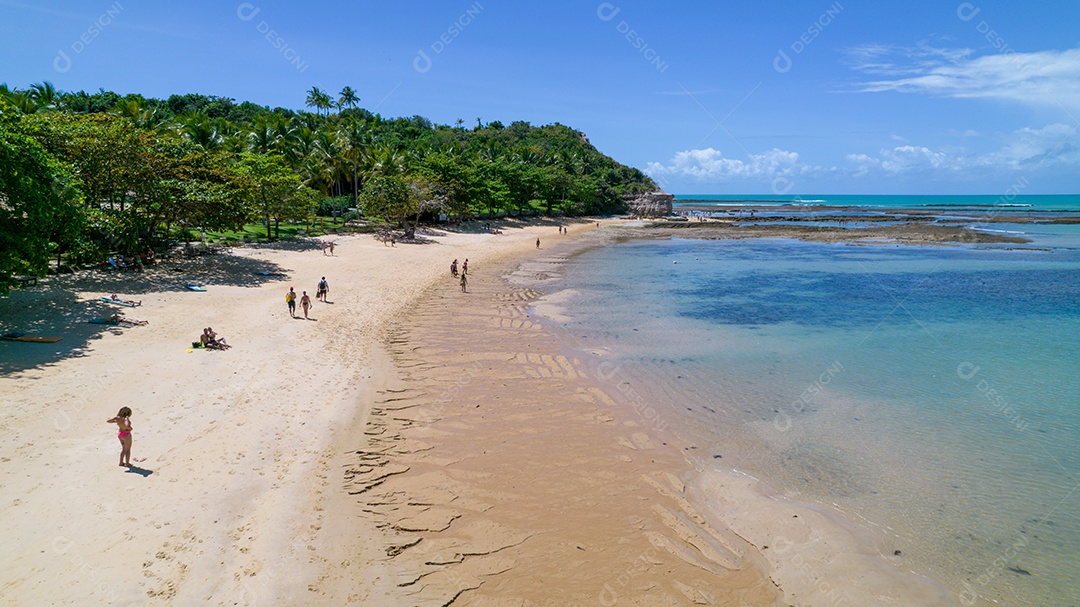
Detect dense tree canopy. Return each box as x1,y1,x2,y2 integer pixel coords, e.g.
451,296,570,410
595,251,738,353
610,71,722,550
0,98,84,293
0,82,657,291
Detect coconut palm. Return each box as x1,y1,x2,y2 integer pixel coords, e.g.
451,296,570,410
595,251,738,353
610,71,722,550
340,119,371,204
247,115,281,154
28,81,59,112
179,112,225,151
338,86,359,111
305,86,333,116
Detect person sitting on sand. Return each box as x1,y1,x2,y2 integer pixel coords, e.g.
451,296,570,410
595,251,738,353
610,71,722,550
106,407,134,467
201,327,229,350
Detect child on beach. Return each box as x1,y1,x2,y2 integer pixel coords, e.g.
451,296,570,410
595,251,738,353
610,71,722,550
300,291,312,319
106,407,133,467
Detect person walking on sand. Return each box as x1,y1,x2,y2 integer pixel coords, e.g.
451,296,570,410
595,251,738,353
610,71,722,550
329,241,336,256
462,259,469,275
300,291,312,319
286,287,297,318
321,241,328,256
107,407,134,467
536,238,541,249
317,277,329,302
460,272,468,293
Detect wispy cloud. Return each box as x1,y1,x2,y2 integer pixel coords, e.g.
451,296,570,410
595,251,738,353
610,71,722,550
846,41,973,77
655,88,725,96
851,45,1080,116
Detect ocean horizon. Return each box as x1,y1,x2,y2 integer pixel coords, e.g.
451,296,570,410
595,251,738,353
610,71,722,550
531,212,1080,606
673,193,1080,211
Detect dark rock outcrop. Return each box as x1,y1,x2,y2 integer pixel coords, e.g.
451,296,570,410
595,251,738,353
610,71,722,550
624,192,674,217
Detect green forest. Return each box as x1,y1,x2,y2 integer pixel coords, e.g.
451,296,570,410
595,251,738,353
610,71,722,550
0,82,656,293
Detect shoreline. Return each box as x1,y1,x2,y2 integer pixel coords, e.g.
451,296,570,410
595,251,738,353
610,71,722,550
347,229,781,604
516,230,965,606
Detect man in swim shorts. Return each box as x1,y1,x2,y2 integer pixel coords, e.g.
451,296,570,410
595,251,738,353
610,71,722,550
286,287,297,318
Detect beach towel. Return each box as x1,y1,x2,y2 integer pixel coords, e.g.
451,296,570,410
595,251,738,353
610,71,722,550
2,332,63,343
100,296,138,307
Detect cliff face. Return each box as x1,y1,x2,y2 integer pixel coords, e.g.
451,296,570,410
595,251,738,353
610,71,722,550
624,192,674,216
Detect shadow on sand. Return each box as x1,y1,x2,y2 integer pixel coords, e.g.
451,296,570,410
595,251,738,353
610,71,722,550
0,250,290,375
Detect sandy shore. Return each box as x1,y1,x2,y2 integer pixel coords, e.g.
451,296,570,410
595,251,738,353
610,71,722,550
2,216,967,606
0,220,594,605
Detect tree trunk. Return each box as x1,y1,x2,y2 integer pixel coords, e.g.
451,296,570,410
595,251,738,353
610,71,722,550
264,193,272,241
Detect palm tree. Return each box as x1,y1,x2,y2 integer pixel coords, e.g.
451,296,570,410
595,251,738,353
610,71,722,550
340,119,371,205
338,86,359,111
179,112,225,151
247,115,280,154
455,118,465,131
28,81,59,112
305,86,333,116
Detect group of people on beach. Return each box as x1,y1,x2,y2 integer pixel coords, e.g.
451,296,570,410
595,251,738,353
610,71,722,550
320,240,336,256
287,277,330,319
198,327,229,349
451,258,469,292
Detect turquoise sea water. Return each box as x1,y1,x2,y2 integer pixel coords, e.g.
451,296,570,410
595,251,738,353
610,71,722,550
674,193,1080,211
540,229,1080,605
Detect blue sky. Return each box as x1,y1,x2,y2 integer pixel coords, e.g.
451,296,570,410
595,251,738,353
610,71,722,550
2,0,1079,194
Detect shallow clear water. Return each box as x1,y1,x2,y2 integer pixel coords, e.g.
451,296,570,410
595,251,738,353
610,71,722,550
542,237,1080,606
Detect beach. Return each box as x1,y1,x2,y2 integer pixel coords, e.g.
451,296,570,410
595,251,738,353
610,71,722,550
0,221,585,605
4,214,1072,605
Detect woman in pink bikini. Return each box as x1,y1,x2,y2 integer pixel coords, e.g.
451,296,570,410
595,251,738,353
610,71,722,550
107,407,133,467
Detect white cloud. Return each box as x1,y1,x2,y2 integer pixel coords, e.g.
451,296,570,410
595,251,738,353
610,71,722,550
843,123,1080,177
852,45,1080,114
645,148,812,181
652,124,1079,186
